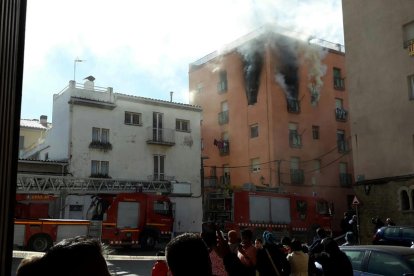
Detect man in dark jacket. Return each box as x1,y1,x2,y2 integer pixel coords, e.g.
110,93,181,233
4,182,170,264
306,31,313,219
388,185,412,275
315,238,353,276
256,231,291,276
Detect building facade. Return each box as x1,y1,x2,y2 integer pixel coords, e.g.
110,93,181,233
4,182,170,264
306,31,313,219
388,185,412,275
24,80,203,234
342,0,414,243
189,27,354,233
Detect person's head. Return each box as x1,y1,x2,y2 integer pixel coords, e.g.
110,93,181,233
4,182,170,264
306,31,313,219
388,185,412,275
227,230,239,244
254,238,263,249
345,231,355,244
262,231,276,245
386,218,393,224
281,236,292,247
316,227,327,239
290,239,303,252
16,256,44,276
17,236,111,276
321,237,340,255
165,233,212,276
240,229,254,245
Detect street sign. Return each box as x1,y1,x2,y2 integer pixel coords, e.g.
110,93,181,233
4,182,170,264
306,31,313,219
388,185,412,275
352,195,360,205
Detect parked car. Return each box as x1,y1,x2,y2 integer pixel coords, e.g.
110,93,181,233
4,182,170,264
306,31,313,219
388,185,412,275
340,245,414,276
373,226,414,247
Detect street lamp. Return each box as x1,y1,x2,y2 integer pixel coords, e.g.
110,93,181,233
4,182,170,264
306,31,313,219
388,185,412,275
73,58,85,82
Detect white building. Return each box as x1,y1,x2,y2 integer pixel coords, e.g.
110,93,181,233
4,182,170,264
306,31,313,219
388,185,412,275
25,79,203,234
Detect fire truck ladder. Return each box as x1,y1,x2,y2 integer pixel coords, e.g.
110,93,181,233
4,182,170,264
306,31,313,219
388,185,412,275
88,220,103,240
16,173,171,195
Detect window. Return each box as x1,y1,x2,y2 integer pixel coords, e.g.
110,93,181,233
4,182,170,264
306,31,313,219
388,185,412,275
337,130,347,153
217,71,228,93
314,159,321,173
401,190,410,210
125,111,142,125
91,160,109,177
335,98,348,121
92,127,110,143
289,123,301,148
196,82,204,93
153,155,165,180
176,119,190,132
367,251,411,276
403,20,414,48
290,157,304,184
312,125,319,140
333,67,345,90
251,158,260,172
218,101,229,125
154,200,170,215
250,124,259,138
408,74,414,100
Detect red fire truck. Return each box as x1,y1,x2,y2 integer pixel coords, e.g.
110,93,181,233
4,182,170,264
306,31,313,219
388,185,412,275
207,188,332,243
14,192,173,252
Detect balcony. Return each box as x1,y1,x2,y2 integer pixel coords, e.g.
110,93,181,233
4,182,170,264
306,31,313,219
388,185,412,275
287,99,300,113
337,140,350,153
334,77,345,90
335,107,348,122
218,110,229,125
339,173,353,187
290,169,304,185
89,141,112,151
146,127,175,146
218,140,230,156
289,131,302,148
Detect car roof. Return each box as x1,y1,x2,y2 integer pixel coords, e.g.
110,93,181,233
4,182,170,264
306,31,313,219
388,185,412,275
380,226,414,229
340,245,414,256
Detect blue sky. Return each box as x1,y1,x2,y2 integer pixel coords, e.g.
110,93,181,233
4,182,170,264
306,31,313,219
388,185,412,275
21,0,344,120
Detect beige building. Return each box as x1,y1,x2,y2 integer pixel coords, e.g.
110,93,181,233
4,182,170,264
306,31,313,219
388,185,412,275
19,116,49,158
342,0,414,242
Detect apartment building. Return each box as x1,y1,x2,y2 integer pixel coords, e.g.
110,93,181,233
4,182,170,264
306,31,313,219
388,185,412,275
24,79,203,233
189,27,354,232
343,0,414,242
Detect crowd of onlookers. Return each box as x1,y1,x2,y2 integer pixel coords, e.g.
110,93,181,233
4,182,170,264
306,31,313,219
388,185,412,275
152,225,354,276
15,226,356,276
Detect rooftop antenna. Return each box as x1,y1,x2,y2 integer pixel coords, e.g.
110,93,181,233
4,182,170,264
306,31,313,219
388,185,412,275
170,91,173,102
74,57,85,82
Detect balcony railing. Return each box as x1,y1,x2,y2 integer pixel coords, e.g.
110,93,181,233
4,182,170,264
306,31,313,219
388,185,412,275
147,174,175,181
289,131,302,148
337,140,350,153
287,99,301,113
291,169,304,185
146,127,175,146
218,110,229,125
339,173,353,187
335,107,348,122
204,176,218,187
89,141,112,151
334,77,345,90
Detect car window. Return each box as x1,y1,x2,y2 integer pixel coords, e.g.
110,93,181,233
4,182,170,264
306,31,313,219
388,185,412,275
384,227,400,238
402,228,414,240
367,251,411,276
343,250,364,271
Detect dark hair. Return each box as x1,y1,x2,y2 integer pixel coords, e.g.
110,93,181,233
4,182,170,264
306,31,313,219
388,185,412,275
316,228,327,238
241,229,253,241
17,236,110,276
281,236,292,246
166,233,212,276
290,239,303,251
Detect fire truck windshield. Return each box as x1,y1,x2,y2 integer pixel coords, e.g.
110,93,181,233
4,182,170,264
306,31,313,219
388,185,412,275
316,200,331,216
153,200,171,215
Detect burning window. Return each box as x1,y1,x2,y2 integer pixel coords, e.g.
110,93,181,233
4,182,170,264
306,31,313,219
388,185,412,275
217,71,228,93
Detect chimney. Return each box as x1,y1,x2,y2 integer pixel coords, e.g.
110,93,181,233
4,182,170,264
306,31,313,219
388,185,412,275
40,115,48,127
170,91,173,102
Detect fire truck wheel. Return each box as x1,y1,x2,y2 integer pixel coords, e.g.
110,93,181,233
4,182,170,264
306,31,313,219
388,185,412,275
140,233,157,250
28,234,53,252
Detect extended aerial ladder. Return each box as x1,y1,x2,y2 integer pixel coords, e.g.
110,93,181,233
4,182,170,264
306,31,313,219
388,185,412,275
16,173,172,195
